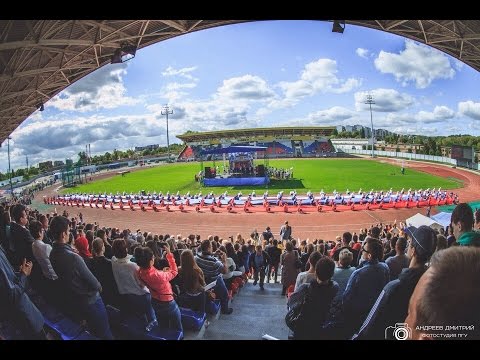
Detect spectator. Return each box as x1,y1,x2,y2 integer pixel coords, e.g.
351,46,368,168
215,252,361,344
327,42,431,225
195,240,233,314
354,225,436,339
96,229,113,259
446,225,456,247
9,204,35,268
332,249,356,301
294,251,322,291
280,241,300,296
289,257,339,340
405,247,480,340
49,216,113,339
262,226,273,243
88,238,120,308
177,249,206,313
340,238,390,339
265,239,282,283
111,239,157,332
136,245,182,332
280,221,292,241
333,232,359,267
249,245,271,290
435,234,448,253
451,203,480,247
385,237,409,280
75,229,92,262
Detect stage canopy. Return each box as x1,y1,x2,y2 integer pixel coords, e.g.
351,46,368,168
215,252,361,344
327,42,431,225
200,146,267,155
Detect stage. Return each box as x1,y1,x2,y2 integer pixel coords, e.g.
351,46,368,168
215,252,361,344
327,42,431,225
203,176,269,187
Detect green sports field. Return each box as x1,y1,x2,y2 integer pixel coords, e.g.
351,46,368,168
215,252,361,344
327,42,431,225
64,159,461,195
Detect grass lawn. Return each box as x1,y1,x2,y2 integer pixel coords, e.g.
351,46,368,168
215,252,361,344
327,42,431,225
64,158,461,195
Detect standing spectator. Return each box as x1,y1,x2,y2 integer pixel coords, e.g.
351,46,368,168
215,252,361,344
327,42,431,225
450,203,480,247
249,245,271,290
265,239,282,283
136,245,182,332
340,238,390,339
289,257,339,340
405,247,480,340
262,226,273,243
354,225,436,339
385,237,409,280
9,204,35,268
49,216,113,339
111,239,157,332
280,241,300,296
294,251,322,291
280,221,292,241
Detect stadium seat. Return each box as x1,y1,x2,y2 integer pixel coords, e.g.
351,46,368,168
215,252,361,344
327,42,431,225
73,331,100,340
44,317,85,340
180,307,207,331
205,299,221,315
119,316,183,340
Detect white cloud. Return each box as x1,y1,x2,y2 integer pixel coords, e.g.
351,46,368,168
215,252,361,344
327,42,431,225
458,101,480,120
355,89,414,112
217,75,275,100
306,106,355,124
356,48,369,59
162,66,198,81
374,40,455,88
49,64,139,112
416,106,455,123
279,58,361,100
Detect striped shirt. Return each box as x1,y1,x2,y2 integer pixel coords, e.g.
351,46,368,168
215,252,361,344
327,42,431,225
195,252,224,283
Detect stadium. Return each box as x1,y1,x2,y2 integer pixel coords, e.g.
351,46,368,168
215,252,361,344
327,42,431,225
1,20,480,342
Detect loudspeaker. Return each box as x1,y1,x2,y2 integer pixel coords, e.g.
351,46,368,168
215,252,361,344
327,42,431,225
257,165,265,177
205,167,212,178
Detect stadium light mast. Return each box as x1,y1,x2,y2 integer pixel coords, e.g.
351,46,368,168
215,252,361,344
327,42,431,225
364,94,375,158
161,104,174,160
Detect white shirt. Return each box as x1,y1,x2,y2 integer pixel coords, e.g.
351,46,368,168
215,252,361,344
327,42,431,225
111,255,150,296
32,239,58,280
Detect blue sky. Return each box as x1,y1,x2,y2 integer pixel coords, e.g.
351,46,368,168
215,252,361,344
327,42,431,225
2,20,480,172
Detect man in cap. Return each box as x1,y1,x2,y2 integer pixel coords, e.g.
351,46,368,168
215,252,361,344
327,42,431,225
353,225,436,340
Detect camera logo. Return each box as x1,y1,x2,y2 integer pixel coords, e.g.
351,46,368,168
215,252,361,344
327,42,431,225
385,323,411,340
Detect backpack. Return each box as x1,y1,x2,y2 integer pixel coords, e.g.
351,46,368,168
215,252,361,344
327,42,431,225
285,284,310,331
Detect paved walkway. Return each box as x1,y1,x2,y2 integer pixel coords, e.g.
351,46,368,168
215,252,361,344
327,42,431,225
200,280,290,340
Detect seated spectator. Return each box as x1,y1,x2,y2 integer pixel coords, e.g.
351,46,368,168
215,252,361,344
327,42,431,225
385,237,409,280
354,225,436,339
333,232,359,267
221,245,243,289
382,233,396,261
87,238,121,308
290,257,339,340
136,245,183,332
195,240,233,314
111,239,157,332
294,251,322,291
300,243,314,272
49,216,113,339
0,245,46,339
405,246,480,340
177,249,206,313
96,229,113,259
451,203,480,247
9,204,35,269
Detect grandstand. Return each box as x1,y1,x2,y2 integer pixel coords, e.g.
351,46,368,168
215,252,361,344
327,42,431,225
177,126,336,161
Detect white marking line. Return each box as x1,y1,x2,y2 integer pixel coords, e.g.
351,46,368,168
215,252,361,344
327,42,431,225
363,210,382,223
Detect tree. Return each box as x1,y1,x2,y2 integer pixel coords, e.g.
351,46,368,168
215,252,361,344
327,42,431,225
359,127,366,138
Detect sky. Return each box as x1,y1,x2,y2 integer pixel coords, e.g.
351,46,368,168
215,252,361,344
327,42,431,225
2,20,480,172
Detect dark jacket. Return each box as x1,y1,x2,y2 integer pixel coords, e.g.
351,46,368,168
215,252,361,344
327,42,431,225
9,222,35,268
87,256,120,307
50,242,102,305
265,245,281,265
353,266,426,340
293,280,339,339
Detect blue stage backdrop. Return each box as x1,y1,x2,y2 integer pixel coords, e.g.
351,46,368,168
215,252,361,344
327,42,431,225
203,177,269,187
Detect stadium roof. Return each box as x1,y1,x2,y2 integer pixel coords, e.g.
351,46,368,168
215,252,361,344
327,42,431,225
2,20,480,144
177,126,336,143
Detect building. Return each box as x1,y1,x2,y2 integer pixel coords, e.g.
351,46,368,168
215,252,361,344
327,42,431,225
331,138,371,151
38,161,53,171
53,160,64,167
176,126,336,160
135,144,159,152
66,159,73,167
